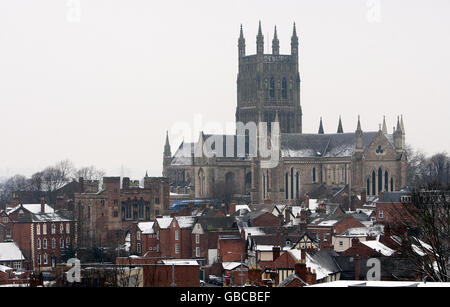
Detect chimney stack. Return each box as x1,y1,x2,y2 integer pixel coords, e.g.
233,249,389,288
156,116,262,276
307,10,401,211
272,246,281,261
40,196,45,213
295,260,307,283
285,206,291,223
122,177,130,190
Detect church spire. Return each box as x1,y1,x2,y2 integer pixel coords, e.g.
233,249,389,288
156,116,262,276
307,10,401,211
164,131,171,157
291,22,298,56
238,24,246,58
257,21,264,54
318,117,324,134
337,116,343,133
355,115,363,152
272,25,279,55
382,116,388,134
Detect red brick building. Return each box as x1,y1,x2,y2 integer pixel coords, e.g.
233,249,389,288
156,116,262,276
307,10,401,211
1,198,75,271
307,214,365,249
75,176,169,249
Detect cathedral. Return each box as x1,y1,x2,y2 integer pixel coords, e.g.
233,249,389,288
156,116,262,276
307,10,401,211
163,22,407,205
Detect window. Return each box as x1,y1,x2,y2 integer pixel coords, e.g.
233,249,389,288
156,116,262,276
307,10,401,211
66,237,70,248
52,238,56,249
312,168,316,183
60,223,64,234
137,243,142,254
175,230,179,241
43,238,47,249
37,238,41,249
196,247,200,257
13,262,21,270
51,224,56,234
137,231,141,241
379,210,384,219
155,198,160,204
43,224,47,235
196,234,200,244
66,223,70,234
2,217,8,223
36,224,41,235
43,254,48,264
175,243,179,254
339,241,343,247
269,78,275,98
37,254,41,265
60,238,64,248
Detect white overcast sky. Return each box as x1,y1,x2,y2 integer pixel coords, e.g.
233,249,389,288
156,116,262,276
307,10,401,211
0,0,449,180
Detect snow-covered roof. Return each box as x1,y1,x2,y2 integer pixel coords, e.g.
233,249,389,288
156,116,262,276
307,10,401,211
8,204,54,215
235,204,250,212
317,220,338,227
280,132,390,158
156,217,173,229
161,259,199,266
0,242,25,262
242,227,266,240
307,280,450,287
309,199,319,211
362,241,395,256
222,262,247,271
255,245,275,252
175,216,196,229
287,250,339,281
138,222,154,234
0,265,13,273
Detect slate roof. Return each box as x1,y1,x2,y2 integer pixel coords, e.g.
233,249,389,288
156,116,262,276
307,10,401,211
280,132,392,158
170,142,195,166
277,273,307,287
196,216,237,232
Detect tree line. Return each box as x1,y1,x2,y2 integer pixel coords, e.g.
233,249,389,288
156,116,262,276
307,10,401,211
0,159,105,209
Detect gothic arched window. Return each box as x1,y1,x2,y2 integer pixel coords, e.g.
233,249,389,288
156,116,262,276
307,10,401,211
282,78,287,99
378,168,383,193
372,171,376,196
313,168,316,183
269,78,275,98
285,173,289,200
385,171,389,191
367,178,370,195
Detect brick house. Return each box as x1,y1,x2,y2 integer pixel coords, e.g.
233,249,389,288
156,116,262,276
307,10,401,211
249,210,282,227
2,199,74,271
307,214,366,249
375,191,416,226
217,235,246,263
191,216,240,265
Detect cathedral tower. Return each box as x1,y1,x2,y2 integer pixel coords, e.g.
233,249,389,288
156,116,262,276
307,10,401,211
236,22,303,133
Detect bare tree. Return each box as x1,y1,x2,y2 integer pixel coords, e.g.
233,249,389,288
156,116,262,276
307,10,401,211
74,166,105,181
391,186,449,282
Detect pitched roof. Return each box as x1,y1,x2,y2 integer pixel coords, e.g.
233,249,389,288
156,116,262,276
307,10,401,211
0,242,25,262
277,273,307,287
197,216,237,232
138,222,154,234
280,132,393,158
